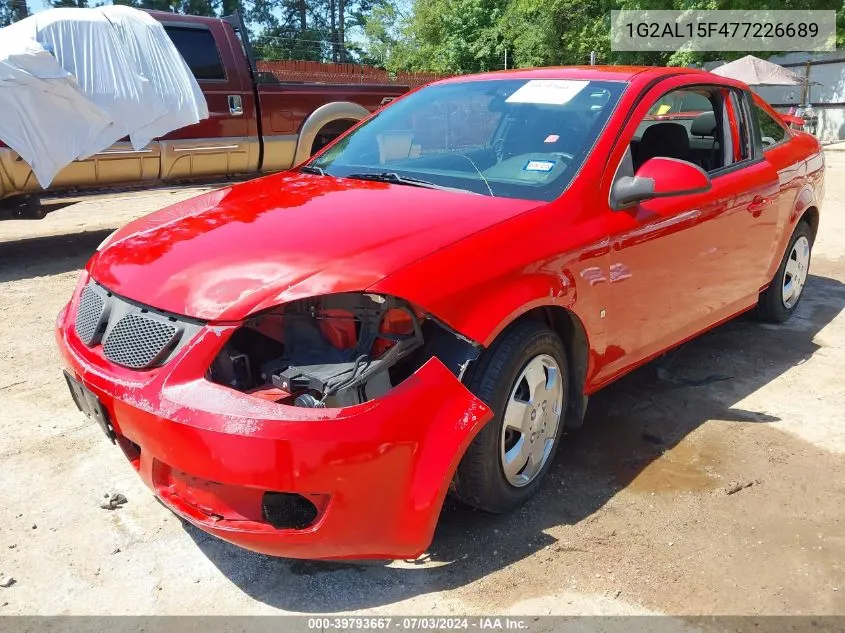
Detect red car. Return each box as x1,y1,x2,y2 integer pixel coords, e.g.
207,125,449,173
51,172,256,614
56,66,823,560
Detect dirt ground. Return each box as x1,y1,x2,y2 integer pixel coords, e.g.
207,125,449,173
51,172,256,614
0,158,843,617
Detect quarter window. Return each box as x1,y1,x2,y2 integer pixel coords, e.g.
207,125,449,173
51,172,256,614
165,26,226,81
756,105,788,148
728,91,753,162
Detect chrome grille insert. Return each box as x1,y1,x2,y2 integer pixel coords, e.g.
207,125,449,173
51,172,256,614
103,313,181,369
75,285,106,345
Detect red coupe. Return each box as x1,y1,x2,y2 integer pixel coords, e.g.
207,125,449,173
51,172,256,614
56,66,823,559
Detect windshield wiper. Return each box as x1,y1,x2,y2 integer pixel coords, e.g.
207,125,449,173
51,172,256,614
346,172,436,187
300,165,326,176
346,172,474,194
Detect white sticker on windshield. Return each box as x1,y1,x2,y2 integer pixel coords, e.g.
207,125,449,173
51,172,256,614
506,80,589,105
524,160,556,173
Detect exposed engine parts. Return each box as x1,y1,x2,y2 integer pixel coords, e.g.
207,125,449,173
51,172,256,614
209,293,480,408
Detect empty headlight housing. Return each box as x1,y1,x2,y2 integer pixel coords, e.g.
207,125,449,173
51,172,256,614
208,292,482,408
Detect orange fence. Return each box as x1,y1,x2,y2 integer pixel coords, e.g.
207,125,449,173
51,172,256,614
256,60,447,88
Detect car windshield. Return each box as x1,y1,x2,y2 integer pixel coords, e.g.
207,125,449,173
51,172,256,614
308,78,626,201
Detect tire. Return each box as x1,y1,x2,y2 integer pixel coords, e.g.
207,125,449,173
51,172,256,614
4,195,45,220
453,321,567,513
756,221,813,323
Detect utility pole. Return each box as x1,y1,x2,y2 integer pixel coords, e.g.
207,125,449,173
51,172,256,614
504,48,508,70
590,51,597,65
330,0,337,62
338,0,345,63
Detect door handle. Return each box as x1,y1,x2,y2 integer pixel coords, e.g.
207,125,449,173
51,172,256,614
747,195,768,217
228,94,244,116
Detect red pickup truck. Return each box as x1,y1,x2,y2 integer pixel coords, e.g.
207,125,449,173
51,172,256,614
0,11,409,215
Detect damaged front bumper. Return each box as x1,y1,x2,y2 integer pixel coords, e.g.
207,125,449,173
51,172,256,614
55,296,492,560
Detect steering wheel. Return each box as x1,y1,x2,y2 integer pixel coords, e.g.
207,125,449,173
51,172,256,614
551,152,574,169
491,138,505,162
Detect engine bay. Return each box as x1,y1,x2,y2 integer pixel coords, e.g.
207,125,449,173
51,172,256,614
209,293,479,408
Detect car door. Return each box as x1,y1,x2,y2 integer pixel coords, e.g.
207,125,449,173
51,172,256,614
159,20,258,179
593,78,777,386
715,90,782,295
749,99,806,284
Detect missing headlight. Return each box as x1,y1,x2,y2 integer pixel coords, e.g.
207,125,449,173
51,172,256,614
211,293,472,407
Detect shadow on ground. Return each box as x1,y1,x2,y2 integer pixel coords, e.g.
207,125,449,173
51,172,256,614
0,229,111,283
183,271,845,612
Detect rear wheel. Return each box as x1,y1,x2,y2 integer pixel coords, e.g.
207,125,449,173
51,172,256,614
756,221,813,323
453,321,567,513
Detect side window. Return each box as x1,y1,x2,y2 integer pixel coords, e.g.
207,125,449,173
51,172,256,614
646,90,712,117
165,26,226,81
633,87,724,174
756,105,788,148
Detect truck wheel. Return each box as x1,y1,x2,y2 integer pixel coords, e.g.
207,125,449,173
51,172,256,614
756,221,813,323
5,195,45,220
454,321,567,513
24,196,45,219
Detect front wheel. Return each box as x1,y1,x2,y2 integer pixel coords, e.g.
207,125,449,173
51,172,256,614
756,221,813,323
453,321,567,513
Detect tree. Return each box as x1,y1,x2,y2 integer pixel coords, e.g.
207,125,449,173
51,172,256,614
360,1,414,68
384,0,507,73
363,0,845,72
502,0,611,67
0,0,29,27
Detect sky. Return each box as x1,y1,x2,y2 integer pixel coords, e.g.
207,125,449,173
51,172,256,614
28,0,114,13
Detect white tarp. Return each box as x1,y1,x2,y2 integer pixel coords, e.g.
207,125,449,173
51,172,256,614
0,7,209,188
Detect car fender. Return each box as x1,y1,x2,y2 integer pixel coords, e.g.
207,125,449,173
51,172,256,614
764,150,822,284
369,199,609,381
292,101,370,166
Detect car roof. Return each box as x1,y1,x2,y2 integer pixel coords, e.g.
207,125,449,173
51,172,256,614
434,65,726,85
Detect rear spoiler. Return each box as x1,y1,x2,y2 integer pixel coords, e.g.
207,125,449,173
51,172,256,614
780,113,805,127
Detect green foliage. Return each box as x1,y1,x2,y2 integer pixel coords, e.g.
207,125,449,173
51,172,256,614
364,0,845,72
51,0,89,7
0,0,28,27
4,0,843,72
391,0,508,72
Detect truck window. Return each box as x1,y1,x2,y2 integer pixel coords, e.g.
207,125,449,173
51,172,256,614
165,26,226,81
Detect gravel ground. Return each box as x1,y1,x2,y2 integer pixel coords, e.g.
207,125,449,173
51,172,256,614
0,160,843,616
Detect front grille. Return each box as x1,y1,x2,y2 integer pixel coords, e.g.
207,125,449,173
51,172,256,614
102,313,180,369
73,282,203,370
75,285,106,345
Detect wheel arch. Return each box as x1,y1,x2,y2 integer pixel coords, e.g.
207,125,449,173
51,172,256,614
483,304,591,430
799,205,819,243
292,101,370,166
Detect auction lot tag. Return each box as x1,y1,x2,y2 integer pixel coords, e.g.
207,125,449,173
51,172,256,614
506,80,589,105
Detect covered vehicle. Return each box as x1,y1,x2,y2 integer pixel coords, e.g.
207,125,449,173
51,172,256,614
0,9,409,215
56,66,824,559
0,6,208,188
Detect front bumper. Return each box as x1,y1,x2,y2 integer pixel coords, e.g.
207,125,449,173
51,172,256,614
55,286,492,559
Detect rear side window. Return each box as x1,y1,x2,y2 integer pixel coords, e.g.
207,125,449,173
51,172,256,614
756,105,788,148
165,26,226,81
633,86,726,173
647,90,712,117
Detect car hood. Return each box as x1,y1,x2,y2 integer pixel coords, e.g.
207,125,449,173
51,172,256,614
89,173,540,321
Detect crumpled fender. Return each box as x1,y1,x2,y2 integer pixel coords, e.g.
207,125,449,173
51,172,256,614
56,294,494,557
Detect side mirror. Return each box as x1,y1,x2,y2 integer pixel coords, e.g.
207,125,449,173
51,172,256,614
611,156,711,210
